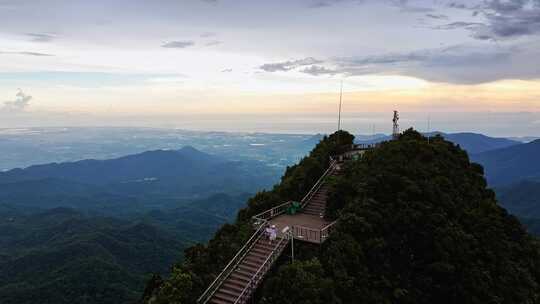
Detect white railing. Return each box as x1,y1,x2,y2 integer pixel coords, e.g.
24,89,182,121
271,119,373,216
251,159,337,224
197,223,268,304
233,236,290,304
352,143,380,150
252,201,294,224
300,159,337,209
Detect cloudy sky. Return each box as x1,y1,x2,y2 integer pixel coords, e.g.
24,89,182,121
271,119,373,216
1,0,539,135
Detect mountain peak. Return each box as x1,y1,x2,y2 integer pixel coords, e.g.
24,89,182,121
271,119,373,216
177,145,199,153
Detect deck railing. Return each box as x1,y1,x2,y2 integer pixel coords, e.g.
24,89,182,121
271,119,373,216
233,235,290,304
291,225,322,243
197,223,268,304
252,201,294,224
291,220,337,244
352,143,380,150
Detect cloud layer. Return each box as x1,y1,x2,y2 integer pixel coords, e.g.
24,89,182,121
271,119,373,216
260,42,540,84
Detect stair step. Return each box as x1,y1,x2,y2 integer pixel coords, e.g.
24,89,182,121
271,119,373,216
218,286,242,298
247,249,270,260
214,291,238,302
253,243,275,251
232,268,252,278
209,298,233,304
230,271,251,282
242,259,262,269
304,206,322,210
222,280,246,291
305,205,325,209
245,254,267,263
238,263,258,273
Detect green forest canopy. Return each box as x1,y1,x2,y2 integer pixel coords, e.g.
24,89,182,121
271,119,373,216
145,129,540,304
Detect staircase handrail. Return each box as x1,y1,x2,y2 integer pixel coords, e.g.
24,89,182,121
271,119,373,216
251,159,337,224
300,159,337,208
197,222,267,304
233,236,290,304
252,200,294,223
320,220,338,241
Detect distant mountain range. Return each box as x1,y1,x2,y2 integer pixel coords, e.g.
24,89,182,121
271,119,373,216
471,139,540,186
357,131,520,154
0,146,275,212
496,180,540,219
437,132,520,154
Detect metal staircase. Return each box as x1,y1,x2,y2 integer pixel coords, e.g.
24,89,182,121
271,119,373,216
198,158,347,304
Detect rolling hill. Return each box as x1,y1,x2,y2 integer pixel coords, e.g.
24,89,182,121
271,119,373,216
0,208,184,304
471,139,540,186
497,180,540,218
0,146,275,212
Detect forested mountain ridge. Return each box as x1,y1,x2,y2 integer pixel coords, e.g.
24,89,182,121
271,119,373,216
0,191,251,304
0,146,274,213
144,130,540,304
0,208,184,304
471,139,540,186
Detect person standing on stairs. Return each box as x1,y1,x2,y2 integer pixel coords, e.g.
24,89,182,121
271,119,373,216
269,225,277,244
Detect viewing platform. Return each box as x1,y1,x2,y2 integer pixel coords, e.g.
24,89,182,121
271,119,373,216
198,142,379,304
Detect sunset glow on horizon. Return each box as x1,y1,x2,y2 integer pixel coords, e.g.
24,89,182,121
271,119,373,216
1,0,539,136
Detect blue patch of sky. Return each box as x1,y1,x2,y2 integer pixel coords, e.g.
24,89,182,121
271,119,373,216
0,72,182,88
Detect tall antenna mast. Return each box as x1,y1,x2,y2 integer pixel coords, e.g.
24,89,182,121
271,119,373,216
392,110,400,139
427,115,431,144
337,80,343,132
336,81,343,147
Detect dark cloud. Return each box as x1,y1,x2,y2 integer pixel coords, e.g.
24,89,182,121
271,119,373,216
2,89,32,112
433,21,485,30
447,2,468,9
390,0,434,13
285,42,540,84
161,41,195,48
475,0,540,39
301,65,338,75
443,0,540,40
330,45,515,83
260,57,323,72
426,13,449,19
0,51,54,56
307,0,364,8
26,33,55,42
